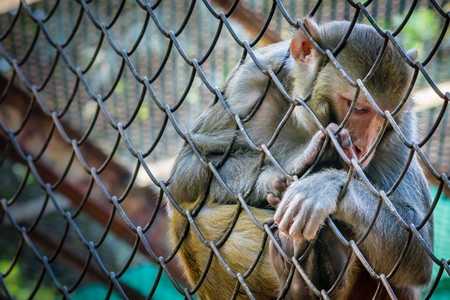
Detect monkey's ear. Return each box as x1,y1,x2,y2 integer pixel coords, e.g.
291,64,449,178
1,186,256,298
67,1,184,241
290,18,321,63
406,49,418,61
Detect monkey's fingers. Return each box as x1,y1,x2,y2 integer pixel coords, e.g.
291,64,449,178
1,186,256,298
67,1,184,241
263,216,275,227
267,193,281,208
326,122,340,133
269,229,294,281
338,129,353,149
273,177,289,192
327,124,353,149
269,230,309,299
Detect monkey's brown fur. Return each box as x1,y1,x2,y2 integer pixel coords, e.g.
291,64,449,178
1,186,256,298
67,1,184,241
170,203,278,299
171,202,419,300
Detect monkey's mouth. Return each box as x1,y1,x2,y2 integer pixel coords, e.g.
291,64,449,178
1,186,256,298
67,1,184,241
339,148,371,172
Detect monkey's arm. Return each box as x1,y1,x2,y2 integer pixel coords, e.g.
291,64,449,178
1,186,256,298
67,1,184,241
336,160,433,287
274,162,433,288
168,123,330,208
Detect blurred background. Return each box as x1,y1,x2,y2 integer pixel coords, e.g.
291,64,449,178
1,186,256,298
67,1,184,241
0,0,449,299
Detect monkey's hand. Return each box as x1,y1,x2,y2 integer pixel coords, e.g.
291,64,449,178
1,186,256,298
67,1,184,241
269,226,309,299
265,215,309,299
274,172,343,240
288,123,353,175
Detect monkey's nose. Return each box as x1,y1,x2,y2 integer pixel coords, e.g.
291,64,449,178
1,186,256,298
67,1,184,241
353,145,363,159
343,143,364,161
353,143,371,163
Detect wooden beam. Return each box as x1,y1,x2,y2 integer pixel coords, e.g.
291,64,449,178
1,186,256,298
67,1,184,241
210,0,282,45
0,74,184,282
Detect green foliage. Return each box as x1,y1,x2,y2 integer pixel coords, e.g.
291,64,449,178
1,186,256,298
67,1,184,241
0,261,58,300
368,7,442,60
392,8,441,59
137,105,150,121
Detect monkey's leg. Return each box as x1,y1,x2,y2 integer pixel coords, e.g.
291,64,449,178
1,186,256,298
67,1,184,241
170,203,280,300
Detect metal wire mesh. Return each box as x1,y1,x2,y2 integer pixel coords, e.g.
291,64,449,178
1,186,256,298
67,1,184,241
0,0,449,299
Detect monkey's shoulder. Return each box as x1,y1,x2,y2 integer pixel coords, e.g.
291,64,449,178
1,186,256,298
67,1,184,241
240,40,291,73
221,41,293,116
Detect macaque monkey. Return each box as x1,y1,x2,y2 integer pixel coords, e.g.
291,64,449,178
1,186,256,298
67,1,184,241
165,18,433,299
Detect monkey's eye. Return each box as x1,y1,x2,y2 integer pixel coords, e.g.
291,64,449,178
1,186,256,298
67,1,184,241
353,103,371,115
342,97,371,115
354,106,370,114
341,98,354,108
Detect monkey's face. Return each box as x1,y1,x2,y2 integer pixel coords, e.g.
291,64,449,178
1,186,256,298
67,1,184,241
317,46,413,170
290,20,414,170
311,67,385,169
330,91,386,169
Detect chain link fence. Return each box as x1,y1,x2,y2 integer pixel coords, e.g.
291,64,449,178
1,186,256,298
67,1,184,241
0,0,449,299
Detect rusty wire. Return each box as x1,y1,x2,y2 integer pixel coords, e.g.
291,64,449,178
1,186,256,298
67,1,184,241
0,0,449,299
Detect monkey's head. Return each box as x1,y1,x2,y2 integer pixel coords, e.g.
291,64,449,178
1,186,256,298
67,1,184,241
290,18,416,168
